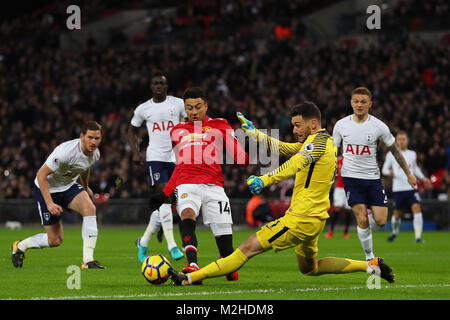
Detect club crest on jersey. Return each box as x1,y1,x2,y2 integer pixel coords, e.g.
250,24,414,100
366,134,373,142
43,212,51,221
304,143,314,153
153,173,160,181
181,193,188,199
202,126,211,132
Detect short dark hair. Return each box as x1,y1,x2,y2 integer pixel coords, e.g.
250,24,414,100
290,101,321,122
351,87,372,99
81,121,102,134
183,87,207,102
151,71,167,82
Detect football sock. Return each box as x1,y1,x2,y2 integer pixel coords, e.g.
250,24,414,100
159,204,177,250
188,248,248,284
391,215,401,235
82,216,98,264
306,257,367,276
17,233,49,251
357,226,375,260
140,210,159,247
413,212,423,239
215,234,234,258
180,218,198,265
367,212,377,230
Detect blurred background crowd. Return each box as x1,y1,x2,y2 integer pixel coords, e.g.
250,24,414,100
1,0,449,202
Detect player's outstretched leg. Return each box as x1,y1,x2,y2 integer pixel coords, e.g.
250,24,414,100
137,210,160,263
159,203,183,260
11,240,25,268
300,256,395,283
367,257,395,283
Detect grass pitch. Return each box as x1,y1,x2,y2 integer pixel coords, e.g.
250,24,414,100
1,226,449,300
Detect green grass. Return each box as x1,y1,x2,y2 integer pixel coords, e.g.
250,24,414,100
1,226,449,300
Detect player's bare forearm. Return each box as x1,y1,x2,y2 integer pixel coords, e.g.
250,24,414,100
127,126,141,156
388,143,411,176
79,169,90,189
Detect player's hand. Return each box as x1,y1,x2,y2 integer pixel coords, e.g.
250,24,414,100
47,202,63,216
237,112,259,141
407,173,417,189
149,191,168,212
422,177,432,190
86,187,95,203
237,112,255,131
247,175,264,195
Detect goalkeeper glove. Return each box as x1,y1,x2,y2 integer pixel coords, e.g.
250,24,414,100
237,112,259,141
149,191,168,212
247,175,264,195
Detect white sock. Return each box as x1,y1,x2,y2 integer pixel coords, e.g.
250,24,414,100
140,210,159,247
413,212,423,240
367,212,377,230
17,233,49,252
357,226,375,261
82,216,98,264
391,216,401,235
160,204,177,250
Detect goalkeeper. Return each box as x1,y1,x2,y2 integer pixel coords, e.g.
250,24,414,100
167,102,395,285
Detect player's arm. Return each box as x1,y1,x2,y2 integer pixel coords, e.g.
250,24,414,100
237,112,302,157
412,154,431,189
36,164,63,216
387,143,417,188
79,168,94,202
248,135,327,194
127,124,145,165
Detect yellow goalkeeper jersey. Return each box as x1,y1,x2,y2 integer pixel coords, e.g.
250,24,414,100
259,128,337,219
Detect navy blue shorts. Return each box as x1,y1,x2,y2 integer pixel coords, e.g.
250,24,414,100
147,161,175,187
34,183,85,225
392,190,420,210
342,177,388,207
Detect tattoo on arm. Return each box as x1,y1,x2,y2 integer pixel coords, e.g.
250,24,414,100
388,143,411,176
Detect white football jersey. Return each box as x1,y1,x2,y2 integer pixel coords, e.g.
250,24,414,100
382,149,425,192
34,138,100,193
130,95,186,162
333,115,395,179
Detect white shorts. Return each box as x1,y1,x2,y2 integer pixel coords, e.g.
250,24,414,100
333,187,351,209
175,184,233,226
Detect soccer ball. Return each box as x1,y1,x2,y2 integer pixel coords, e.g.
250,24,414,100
141,254,172,285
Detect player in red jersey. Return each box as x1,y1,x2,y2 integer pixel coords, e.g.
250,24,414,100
149,87,248,282
325,155,352,239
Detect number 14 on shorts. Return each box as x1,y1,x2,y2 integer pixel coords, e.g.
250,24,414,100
218,201,231,214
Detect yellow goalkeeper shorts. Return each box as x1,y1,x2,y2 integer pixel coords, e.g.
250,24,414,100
256,213,326,259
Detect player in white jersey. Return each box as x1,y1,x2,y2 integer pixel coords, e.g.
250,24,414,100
128,72,185,262
382,131,431,243
333,87,417,264
11,121,105,269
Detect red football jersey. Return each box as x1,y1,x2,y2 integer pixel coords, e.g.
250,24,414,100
163,116,248,196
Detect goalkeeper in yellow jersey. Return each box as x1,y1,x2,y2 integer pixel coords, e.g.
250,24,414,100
167,102,394,285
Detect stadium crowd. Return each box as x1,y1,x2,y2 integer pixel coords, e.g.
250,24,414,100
1,0,449,202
